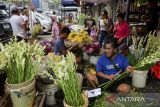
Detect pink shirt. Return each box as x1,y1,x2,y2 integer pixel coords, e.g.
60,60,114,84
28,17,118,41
51,15,60,39
52,22,59,39
114,21,130,39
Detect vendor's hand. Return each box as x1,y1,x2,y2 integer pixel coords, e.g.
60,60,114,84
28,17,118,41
126,66,134,73
107,74,116,80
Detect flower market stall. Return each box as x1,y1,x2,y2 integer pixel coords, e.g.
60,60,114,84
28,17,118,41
0,28,160,107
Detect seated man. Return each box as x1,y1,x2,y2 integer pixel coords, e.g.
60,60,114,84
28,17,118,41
54,26,78,55
119,43,137,66
96,39,133,92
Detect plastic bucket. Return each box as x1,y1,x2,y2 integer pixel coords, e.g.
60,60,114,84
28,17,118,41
77,73,83,87
132,70,148,88
89,56,99,65
45,84,58,106
63,92,88,107
6,78,36,107
83,52,90,61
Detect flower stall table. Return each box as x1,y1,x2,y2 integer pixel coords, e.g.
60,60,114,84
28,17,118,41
33,92,46,107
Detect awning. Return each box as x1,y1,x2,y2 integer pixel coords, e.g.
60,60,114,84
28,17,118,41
81,0,110,3
62,0,79,7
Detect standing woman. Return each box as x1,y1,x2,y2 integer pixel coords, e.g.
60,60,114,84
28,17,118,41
114,13,130,46
51,13,60,40
98,10,114,48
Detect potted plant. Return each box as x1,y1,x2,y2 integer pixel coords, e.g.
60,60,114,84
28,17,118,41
83,42,100,64
0,39,44,107
47,52,88,107
131,32,160,88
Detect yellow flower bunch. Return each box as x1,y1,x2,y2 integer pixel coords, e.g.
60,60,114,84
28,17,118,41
48,52,62,62
31,24,42,38
89,68,96,75
68,29,92,44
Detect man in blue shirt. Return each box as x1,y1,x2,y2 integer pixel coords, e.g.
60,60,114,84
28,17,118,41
86,39,133,92
54,26,78,55
96,40,133,83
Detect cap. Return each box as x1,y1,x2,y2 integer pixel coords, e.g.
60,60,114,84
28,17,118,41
119,43,128,51
10,5,18,12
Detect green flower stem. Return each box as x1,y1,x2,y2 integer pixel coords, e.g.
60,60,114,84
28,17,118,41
48,53,84,106
98,71,130,91
0,39,44,84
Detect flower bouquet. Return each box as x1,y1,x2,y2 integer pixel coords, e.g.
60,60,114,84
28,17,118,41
40,39,55,55
0,39,44,84
0,39,44,107
67,29,92,45
31,24,42,38
47,52,62,62
47,52,88,107
151,61,160,80
83,42,100,56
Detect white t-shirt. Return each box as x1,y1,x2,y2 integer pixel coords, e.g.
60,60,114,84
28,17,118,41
22,15,29,22
99,17,113,32
9,15,27,39
99,19,107,31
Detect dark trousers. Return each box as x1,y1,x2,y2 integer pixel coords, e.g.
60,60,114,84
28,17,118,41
99,31,111,48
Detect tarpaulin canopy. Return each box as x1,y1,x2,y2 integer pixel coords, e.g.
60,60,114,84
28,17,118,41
62,0,79,7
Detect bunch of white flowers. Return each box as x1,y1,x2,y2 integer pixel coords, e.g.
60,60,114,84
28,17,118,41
0,39,44,84
48,52,84,106
135,49,160,70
